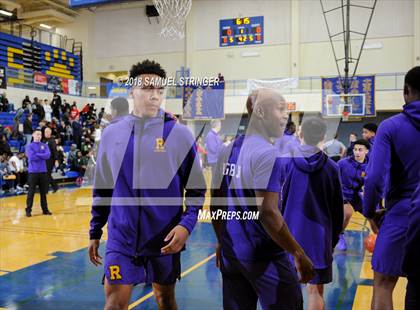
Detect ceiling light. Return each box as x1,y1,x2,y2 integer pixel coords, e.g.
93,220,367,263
40,23,52,29
0,10,13,17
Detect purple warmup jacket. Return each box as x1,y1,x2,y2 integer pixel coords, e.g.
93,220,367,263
89,111,206,257
205,129,223,164
280,145,344,269
363,101,420,224
26,141,51,173
337,156,368,212
402,180,420,278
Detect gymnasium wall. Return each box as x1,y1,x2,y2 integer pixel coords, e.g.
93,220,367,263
4,84,404,119
54,0,417,82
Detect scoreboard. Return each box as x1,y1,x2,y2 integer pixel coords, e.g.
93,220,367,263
219,16,264,47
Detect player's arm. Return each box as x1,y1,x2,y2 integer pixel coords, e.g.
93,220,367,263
256,190,314,283
255,154,314,283
331,170,345,247
337,161,354,207
209,148,228,267
340,142,346,158
34,144,51,160
363,121,392,220
88,138,113,266
162,138,206,254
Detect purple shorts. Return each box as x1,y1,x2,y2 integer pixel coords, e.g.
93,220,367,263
104,251,181,285
372,214,408,277
220,253,303,310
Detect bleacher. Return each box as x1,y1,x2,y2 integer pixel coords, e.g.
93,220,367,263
0,111,83,193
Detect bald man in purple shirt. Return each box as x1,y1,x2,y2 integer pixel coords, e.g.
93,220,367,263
211,89,314,310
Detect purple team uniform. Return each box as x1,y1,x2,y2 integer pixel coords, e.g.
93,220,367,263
90,111,206,285
280,145,344,284
205,129,223,166
337,156,368,212
363,101,420,276
213,134,302,310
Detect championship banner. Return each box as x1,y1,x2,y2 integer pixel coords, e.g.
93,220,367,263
68,79,81,96
61,78,69,94
321,75,375,117
0,66,6,89
33,72,47,86
182,82,225,120
106,83,129,98
47,75,62,92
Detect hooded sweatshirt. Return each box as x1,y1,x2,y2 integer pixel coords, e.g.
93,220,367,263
89,111,206,257
363,101,420,224
337,156,368,212
205,129,223,164
280,144,344,269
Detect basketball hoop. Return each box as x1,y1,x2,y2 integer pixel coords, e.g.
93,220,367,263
153,0,192,39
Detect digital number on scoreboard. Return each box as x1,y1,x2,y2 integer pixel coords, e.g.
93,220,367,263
219,16,264,47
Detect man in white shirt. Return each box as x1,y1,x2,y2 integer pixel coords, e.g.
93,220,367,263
8,152,26,191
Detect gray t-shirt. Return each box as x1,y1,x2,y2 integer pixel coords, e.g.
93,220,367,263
323,139,345,157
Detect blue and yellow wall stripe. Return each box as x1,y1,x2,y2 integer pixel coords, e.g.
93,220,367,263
0,31,81,86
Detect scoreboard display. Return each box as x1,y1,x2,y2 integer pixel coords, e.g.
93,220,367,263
219,16,264,47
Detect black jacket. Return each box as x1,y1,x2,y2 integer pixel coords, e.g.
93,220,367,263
43,137,57,170
23,119,33,134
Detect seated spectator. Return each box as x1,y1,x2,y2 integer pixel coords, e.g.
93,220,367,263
71,150,88,175
67,144,78,165
56,145,66,176
8,152,27,191
81,136,92,154
1,92,9,112
0,134,11,156
0,153,16,193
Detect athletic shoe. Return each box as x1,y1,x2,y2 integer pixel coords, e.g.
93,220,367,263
26,211,31,217
336,233,347,251
16,186,24,191
43,211,53,215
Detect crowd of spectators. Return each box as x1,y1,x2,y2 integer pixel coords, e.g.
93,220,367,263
0,91,102,196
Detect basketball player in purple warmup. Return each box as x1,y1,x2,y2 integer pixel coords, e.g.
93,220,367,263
363,66,420,310
88,60,206,310
362,123,377,149
336,139,370,251
280,117,344,310
402,180,420,310
274,121,300,156
205,120,223,172
211,89,314,310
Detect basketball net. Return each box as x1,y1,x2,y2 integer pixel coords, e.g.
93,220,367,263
153,0,192,39
342,110,350,121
